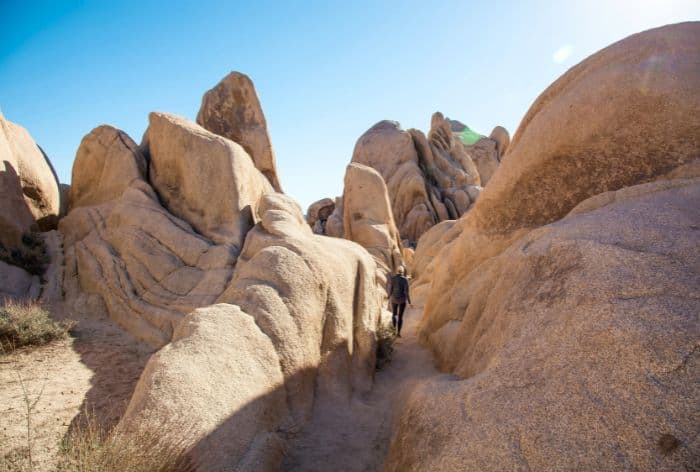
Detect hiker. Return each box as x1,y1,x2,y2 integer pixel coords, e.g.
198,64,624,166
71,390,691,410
387,266,411,337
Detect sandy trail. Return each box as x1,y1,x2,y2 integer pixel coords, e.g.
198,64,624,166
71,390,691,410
282,306,446,471
0,302,153,470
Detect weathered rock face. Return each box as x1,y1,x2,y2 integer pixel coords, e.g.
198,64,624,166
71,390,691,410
325,196,344,238
306,197,335,234
387,178,700,471
197,71,283,192
147,112,273,249
419,22,700,342
393,22,700,471
409,219,456,304
351,115,491,243
216,193,382,423
69,125,147,209
0,114,60,248
120,303,289,471
342,163,403,281
60,116,260,347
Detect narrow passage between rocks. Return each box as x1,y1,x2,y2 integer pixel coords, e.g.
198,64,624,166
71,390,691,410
282,306,447,471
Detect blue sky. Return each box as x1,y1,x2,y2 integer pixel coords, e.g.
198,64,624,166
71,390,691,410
1,0,698,210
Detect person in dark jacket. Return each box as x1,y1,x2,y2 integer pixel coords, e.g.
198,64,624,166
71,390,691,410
387,266,411,337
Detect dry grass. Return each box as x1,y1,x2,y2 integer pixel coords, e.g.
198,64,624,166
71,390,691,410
375,323,396,370
56,416,195,472
0,302,73,353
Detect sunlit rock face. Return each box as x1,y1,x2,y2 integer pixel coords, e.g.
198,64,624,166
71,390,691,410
386,22,700,471
197,71,283,192
59,72,385,469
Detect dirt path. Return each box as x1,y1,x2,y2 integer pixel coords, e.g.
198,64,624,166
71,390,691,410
0,302,153,470
282,306,446,471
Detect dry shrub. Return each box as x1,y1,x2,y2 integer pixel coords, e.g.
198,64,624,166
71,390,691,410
0,302,73,352
57,415,195,472
0,232,49,277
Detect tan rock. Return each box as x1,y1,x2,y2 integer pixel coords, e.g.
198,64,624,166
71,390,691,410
306,197,335,232
350,115,486,243
69,125,147,209
420,21,700,345
489,125,510,158
0,114,60,248
325,197,344,238
217,193,382,422
387,178,700,471
147,112,273,248
342,163,403,278
393,22,700,471
120,303,288,471
197,71,283,192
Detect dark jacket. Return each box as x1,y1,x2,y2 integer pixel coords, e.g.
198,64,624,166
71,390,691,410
388,274,411,305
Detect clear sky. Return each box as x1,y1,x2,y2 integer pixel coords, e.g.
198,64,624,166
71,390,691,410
1,0,698,210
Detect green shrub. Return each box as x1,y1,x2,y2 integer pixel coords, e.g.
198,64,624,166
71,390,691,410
0,302,73,352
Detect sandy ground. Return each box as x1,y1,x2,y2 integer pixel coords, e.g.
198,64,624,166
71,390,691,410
0,302,153,470
282,306,447,471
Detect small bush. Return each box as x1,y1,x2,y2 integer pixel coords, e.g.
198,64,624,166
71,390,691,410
0,302,73,352
375,323,396,370
57,416,195,472
0,231,50,276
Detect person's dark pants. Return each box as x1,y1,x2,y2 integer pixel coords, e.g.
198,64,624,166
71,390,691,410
392,302,406,335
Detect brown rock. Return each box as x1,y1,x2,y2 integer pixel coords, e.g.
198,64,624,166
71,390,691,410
342,163,403,277
147,112,273,248
489,125,510,158
69,125,147,210
217,193,382,422
325,197,344,238
120,303,288,471
197,71,283,192
387,178,700,471
393,22,700,471
0,114,60,248
420,21,700,344
306,197,335,233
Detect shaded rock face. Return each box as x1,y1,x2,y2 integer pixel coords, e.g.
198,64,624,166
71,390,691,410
120,303,289,471
393,22,700,471
217,194,381,423
197,71,283,192
306,197,335,234
351,116,489,243
342,163,404,284
0,114,60,249
119,194,383,470
387,179,700,471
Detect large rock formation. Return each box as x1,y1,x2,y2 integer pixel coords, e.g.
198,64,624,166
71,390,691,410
148,112,273,248
351,114,493,243
0,113,60,249
387,178,700,471
306,197,336,234
69,125,147,209
197,71,283,192
120,303,288,471
342,163,403,281
389,21,700,470
120,194,383,470
59,116,268,347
